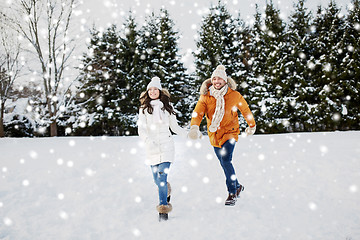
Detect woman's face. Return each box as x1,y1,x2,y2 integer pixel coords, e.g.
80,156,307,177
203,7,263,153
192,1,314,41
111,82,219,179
212,76,227,90
148,87,160,100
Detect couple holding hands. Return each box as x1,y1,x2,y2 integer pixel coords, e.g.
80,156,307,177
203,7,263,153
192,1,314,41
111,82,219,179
137,65,256,221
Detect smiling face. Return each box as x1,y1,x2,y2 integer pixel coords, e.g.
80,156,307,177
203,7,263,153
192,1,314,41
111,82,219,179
148,87,160,100
212,76,227,90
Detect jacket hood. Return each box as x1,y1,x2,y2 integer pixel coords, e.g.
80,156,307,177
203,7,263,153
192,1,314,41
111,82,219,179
199,77,238,95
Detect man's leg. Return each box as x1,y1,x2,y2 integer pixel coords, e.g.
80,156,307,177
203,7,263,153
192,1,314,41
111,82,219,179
214,140,239,194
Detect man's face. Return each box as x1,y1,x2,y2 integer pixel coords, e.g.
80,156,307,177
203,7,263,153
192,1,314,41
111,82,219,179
212,76,227,90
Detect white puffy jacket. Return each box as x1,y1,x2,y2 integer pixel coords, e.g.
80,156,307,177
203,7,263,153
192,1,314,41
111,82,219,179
137,108,187,166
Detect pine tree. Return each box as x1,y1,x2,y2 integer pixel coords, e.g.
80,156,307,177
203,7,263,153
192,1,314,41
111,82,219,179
341,0,360,129
139,9,192,125
193,1,252,131
286,0,314,132
193,1,249,86
76,25,124,135
248,1,288,133
309,1,347,131
116,13,144,134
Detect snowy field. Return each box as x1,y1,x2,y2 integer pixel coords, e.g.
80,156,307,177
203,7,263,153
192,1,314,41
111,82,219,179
1,131,360,240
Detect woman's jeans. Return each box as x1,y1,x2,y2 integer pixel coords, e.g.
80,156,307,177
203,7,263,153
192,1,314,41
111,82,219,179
151,162,171,205
214,140,240,194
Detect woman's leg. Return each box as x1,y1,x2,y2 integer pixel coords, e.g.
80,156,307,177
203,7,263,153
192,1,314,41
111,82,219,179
151,162,171,205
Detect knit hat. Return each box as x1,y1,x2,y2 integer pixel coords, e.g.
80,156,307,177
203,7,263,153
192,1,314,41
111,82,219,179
147,77,162,90
211,65,227,83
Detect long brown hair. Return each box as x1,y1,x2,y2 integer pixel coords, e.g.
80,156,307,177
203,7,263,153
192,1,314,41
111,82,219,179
139,89,176,115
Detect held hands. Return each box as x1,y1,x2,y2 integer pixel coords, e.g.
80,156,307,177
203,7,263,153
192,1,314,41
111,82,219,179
188,125,202,140
245,125,256,136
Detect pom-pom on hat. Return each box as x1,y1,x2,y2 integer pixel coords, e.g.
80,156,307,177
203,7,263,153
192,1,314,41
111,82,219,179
211,65,227,83
147,77,162,90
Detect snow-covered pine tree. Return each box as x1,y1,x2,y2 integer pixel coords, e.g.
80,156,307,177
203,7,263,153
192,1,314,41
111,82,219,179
248,1,288,133
245,5,266,133
309,1,347,131
139,8,192,126
76,25,124,135
341,0,360,130
116,13,144,135
286,0,314,132
193,1,252,131
193,1,249,86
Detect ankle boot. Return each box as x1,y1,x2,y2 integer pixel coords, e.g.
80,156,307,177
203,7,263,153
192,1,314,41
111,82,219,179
225,193,237,206
236,184,245,198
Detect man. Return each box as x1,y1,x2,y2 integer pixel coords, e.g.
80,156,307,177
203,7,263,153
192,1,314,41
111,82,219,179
188,65,256,206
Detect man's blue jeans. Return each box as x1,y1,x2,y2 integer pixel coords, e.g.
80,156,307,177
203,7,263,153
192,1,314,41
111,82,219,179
151,162,171,205
214,140,240,194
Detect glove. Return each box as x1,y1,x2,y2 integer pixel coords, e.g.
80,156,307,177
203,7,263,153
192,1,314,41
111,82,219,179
245,125,256,136
187,125,202,140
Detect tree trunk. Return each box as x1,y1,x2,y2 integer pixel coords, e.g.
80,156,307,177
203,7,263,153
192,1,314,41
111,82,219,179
50,120,57,137
48,100,58,137
0,101,5,137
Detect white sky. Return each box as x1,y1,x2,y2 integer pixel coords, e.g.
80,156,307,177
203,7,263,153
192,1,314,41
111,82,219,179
78,0,352,70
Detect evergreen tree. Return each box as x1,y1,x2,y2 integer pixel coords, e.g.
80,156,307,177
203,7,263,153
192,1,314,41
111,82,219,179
193,1,252,131
286,0,314,132
71,14,145,136
309,1,347,131
248,1,288,133
341,0,360,129
76,25,124,135
117,13,144,134
193,1,250,86
139,9,193,125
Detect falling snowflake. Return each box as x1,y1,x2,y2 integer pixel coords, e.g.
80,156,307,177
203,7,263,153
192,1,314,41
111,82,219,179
181,186,188,193
308,202,317,211
202,177,210,183
85,168,95,176
323,63,332,72
22,179,30,187
349,185,358,193
133,228,141,237
319,145,328,154
29,151,38,159
3,217,13,226
59,211,69,220
68,140,76,147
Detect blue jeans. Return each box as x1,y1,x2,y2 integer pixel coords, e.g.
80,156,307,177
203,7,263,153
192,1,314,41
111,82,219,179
214,140,240,194
151,162,171,205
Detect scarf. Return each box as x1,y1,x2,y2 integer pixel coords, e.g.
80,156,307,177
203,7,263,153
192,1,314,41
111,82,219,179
208,85,228,132
150,99,165,123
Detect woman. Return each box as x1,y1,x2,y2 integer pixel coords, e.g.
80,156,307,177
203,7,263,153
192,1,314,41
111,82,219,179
137,76,187,221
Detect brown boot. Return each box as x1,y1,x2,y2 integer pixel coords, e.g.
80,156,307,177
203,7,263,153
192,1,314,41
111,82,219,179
225,193,237,206
236,184,245,198
157,203,172,221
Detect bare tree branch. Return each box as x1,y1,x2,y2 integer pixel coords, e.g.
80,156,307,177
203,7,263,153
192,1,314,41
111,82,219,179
1,0,80,136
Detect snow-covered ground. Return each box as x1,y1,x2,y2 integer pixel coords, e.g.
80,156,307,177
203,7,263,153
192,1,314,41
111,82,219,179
1,131,359,240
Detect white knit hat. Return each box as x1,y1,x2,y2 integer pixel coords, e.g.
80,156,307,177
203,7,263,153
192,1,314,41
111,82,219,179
147,77,162,90
211,65,227,82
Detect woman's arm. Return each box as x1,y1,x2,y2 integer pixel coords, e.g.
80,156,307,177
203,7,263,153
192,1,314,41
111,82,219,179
137,109,149,142
169,114,188,137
